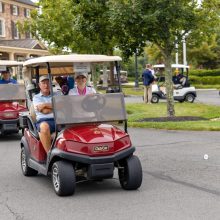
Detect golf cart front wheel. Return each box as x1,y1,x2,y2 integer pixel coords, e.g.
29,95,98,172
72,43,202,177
151,94,159,103
118,155,142,190
21,147,38,176
185,94,195,103
52,161,76,196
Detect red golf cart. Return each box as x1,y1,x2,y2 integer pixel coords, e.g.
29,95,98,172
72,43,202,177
20,54,142,196
0,61,27,135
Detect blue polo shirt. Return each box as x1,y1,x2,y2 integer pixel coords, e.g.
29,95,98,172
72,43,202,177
0,78,17,84
33,92,54,121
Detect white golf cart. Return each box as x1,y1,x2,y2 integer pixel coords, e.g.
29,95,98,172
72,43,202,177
151,64,197,103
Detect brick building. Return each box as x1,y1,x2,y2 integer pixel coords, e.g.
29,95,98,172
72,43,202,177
0,0,49,62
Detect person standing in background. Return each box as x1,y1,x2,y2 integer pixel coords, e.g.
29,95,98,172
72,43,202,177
142,64,154,104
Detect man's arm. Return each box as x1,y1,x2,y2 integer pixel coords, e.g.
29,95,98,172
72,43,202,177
36,103,52,114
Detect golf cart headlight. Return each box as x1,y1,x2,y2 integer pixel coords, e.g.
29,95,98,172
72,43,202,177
114,136,131,151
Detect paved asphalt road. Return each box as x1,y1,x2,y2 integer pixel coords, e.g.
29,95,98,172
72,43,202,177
125,89,220,105
1,90,220,220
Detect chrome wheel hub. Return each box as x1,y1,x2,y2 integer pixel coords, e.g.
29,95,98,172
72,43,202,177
21,149,26,171
52,165,60,191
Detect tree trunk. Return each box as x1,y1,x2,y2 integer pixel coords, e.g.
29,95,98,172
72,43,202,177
164,53,175,117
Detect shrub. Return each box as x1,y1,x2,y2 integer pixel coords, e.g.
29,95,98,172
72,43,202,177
190,69,220,77
190,76,220,85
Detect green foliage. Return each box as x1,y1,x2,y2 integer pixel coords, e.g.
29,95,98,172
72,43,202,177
109,0,220,116
188,34,220,69
190,76,220,85
190,69,220,77
189,69,220,85
24,0,117,54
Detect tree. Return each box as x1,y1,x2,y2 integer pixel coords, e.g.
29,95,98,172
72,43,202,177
109,0,220,116
23,0,124,84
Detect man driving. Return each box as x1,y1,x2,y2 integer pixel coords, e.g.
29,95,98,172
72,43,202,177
0,68,17,84
173,69,187,89
33,75,54,153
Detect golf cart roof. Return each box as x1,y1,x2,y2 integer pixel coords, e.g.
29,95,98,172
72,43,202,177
153,64,189,69
23,54,122,68
0,60,23,67
0,60,23,69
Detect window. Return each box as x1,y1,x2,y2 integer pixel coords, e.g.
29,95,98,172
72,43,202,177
0,18,5,37
25,31,31,39
0,2,4,13
24,8,31,18
12,5,19,16
11,21,19,39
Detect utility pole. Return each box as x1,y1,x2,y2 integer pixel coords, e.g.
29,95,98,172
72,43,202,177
183,35,187,67
175,37,179,64
134,49,139,88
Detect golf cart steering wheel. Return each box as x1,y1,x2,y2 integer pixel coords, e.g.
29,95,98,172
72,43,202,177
81,95,106,112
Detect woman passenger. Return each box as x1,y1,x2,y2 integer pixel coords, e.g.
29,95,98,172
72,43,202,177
68,72,96,95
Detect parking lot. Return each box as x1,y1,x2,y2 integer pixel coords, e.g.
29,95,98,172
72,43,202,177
1,127,220,220
0,89,220,220
125,89,220,105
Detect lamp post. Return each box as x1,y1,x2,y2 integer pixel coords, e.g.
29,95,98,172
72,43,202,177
134,48,139,88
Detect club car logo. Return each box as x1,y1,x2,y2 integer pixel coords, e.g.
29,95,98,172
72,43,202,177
93,145,109,152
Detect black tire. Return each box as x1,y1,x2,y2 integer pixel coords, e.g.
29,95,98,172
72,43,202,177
151,94,159,103
118,155,142,190
185,94,195,103
21,147,38,176
52,161,76,196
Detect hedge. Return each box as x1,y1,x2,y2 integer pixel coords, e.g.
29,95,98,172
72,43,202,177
189,76,220,85
190,69,220,77
127,69,220,85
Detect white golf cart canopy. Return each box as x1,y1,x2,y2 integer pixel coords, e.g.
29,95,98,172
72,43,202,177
0,60,23,73
153,64,189,69
0,60,23,67
23,54,122,68
23,54,122,76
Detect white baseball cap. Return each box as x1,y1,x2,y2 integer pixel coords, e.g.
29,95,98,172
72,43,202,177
39,75,49,82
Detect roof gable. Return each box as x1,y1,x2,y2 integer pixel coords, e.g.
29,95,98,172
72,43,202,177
0,39,47,50
15,0,36,7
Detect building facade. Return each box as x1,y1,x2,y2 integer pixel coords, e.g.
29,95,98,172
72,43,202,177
0,0,49,62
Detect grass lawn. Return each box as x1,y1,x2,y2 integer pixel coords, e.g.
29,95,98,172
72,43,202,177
126,102,220,131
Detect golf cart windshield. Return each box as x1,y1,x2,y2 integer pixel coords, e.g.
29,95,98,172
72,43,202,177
53,93,127,125
0,84,26,101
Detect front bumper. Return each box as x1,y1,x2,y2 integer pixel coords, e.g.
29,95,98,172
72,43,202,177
50,146,135,165
50,146,135,179
0,118,19,133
